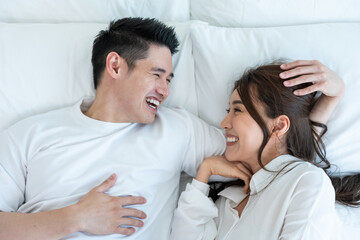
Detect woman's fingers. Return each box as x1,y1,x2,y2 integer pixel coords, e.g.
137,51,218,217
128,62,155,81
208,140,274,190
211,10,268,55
201,156,253,194
280,65,321,79
233,162,252,194
293,83,321,96
280,60,319,70
280,59,344,98
282,73,324,87
234,162,252,177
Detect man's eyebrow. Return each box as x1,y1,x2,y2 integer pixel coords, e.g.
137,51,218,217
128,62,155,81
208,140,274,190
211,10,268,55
151,67,174,78
232,100,243,105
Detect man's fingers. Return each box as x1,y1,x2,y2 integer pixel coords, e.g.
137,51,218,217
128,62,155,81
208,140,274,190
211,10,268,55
114,227,136,235
118,196,147,207
94,174,117,193
113,216,146,235
117,217,144,228
119,208,147,219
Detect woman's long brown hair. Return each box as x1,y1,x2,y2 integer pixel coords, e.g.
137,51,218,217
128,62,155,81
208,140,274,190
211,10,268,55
210,63,360,206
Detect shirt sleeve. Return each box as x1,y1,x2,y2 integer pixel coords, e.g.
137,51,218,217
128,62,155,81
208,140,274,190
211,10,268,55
0,130,27,212
181,110,226,177
279,170,342,240
170,179,218,240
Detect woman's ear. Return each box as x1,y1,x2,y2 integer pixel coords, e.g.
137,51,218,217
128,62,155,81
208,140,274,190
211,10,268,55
272,115,290,137
105,52,128,79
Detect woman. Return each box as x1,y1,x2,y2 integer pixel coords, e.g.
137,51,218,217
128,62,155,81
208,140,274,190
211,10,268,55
170,60,347,239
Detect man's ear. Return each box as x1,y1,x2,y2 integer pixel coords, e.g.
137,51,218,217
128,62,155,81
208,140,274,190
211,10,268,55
272,115,290,137
105,52,128,79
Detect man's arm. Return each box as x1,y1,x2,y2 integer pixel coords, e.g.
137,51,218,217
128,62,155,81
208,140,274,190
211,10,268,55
280,60,344,127
0,174,146,240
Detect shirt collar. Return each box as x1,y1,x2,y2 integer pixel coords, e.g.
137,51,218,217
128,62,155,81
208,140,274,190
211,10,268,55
218,155,299,204
250,154,298,194
218,185,246,206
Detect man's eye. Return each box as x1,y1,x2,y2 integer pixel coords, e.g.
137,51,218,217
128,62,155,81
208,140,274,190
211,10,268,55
166,79,171,84
154,74,160,78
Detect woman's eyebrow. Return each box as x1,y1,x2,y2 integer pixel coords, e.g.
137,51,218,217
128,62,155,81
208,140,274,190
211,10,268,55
232,100,243,105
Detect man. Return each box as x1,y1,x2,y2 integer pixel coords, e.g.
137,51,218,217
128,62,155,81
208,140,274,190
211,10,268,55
0,18,225,239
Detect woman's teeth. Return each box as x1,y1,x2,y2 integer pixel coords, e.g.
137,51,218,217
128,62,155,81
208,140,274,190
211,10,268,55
227,137,238,142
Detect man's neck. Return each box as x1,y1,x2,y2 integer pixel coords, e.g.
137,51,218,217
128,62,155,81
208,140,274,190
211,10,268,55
84,92,128,123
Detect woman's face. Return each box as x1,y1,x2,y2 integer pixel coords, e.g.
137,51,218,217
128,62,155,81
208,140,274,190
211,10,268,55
221,90,273,170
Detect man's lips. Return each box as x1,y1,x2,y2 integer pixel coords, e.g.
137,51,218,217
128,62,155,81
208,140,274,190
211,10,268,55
146,97,160,110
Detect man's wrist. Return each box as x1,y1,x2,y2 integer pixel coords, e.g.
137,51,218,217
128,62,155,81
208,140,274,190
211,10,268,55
63,204,83,233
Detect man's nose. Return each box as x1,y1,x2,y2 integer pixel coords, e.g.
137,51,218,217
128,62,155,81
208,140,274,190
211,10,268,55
157,78,169,99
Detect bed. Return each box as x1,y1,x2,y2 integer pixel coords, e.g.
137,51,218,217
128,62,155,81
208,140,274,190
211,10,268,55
1,0,359,238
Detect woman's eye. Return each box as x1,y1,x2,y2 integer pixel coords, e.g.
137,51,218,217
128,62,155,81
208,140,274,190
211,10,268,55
226,108,242,113
166,79,171,84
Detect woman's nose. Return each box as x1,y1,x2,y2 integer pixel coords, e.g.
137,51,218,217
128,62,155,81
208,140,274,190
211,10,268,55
221,113,232,129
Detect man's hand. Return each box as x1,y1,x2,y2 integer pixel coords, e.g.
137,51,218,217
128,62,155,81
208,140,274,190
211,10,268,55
74,174,147,236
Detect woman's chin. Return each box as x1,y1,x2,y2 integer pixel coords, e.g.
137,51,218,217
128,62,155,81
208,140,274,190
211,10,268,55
224,152,241,162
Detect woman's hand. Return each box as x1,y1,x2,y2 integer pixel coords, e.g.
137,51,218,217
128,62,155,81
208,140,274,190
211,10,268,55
280,60,345,126
195,156,252,194
280,60,344,99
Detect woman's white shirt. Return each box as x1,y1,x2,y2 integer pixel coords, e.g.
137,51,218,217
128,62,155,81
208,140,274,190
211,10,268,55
170,155,342,240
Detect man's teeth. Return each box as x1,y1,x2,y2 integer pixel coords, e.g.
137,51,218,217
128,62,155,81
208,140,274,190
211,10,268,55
227,137,238,143
146,98,160,108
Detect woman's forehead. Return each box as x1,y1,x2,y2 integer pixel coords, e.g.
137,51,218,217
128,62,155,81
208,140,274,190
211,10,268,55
230,90,241,101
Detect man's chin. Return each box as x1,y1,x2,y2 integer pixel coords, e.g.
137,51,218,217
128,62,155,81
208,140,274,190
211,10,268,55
141,115,156,124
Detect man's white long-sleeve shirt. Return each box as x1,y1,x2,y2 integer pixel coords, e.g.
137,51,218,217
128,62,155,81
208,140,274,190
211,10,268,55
171,155,342,240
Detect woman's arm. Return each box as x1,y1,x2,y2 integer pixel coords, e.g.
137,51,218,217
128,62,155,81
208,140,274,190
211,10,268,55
196,156,252,194
171,156,252,240
170,179,218,240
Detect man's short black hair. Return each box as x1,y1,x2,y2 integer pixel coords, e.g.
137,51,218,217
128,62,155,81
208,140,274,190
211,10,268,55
91,17,179,89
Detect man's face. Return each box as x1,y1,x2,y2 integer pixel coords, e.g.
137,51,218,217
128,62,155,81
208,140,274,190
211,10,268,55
118,45,173,124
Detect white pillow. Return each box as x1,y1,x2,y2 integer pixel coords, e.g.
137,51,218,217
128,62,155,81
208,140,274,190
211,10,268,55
164,21,198,115
335,204,360,239
191,0,360,27
190,22,360,174
0,0,190,23
0,21,195,131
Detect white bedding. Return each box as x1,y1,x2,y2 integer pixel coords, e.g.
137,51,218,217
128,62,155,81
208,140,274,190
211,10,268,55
0,1,359,238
